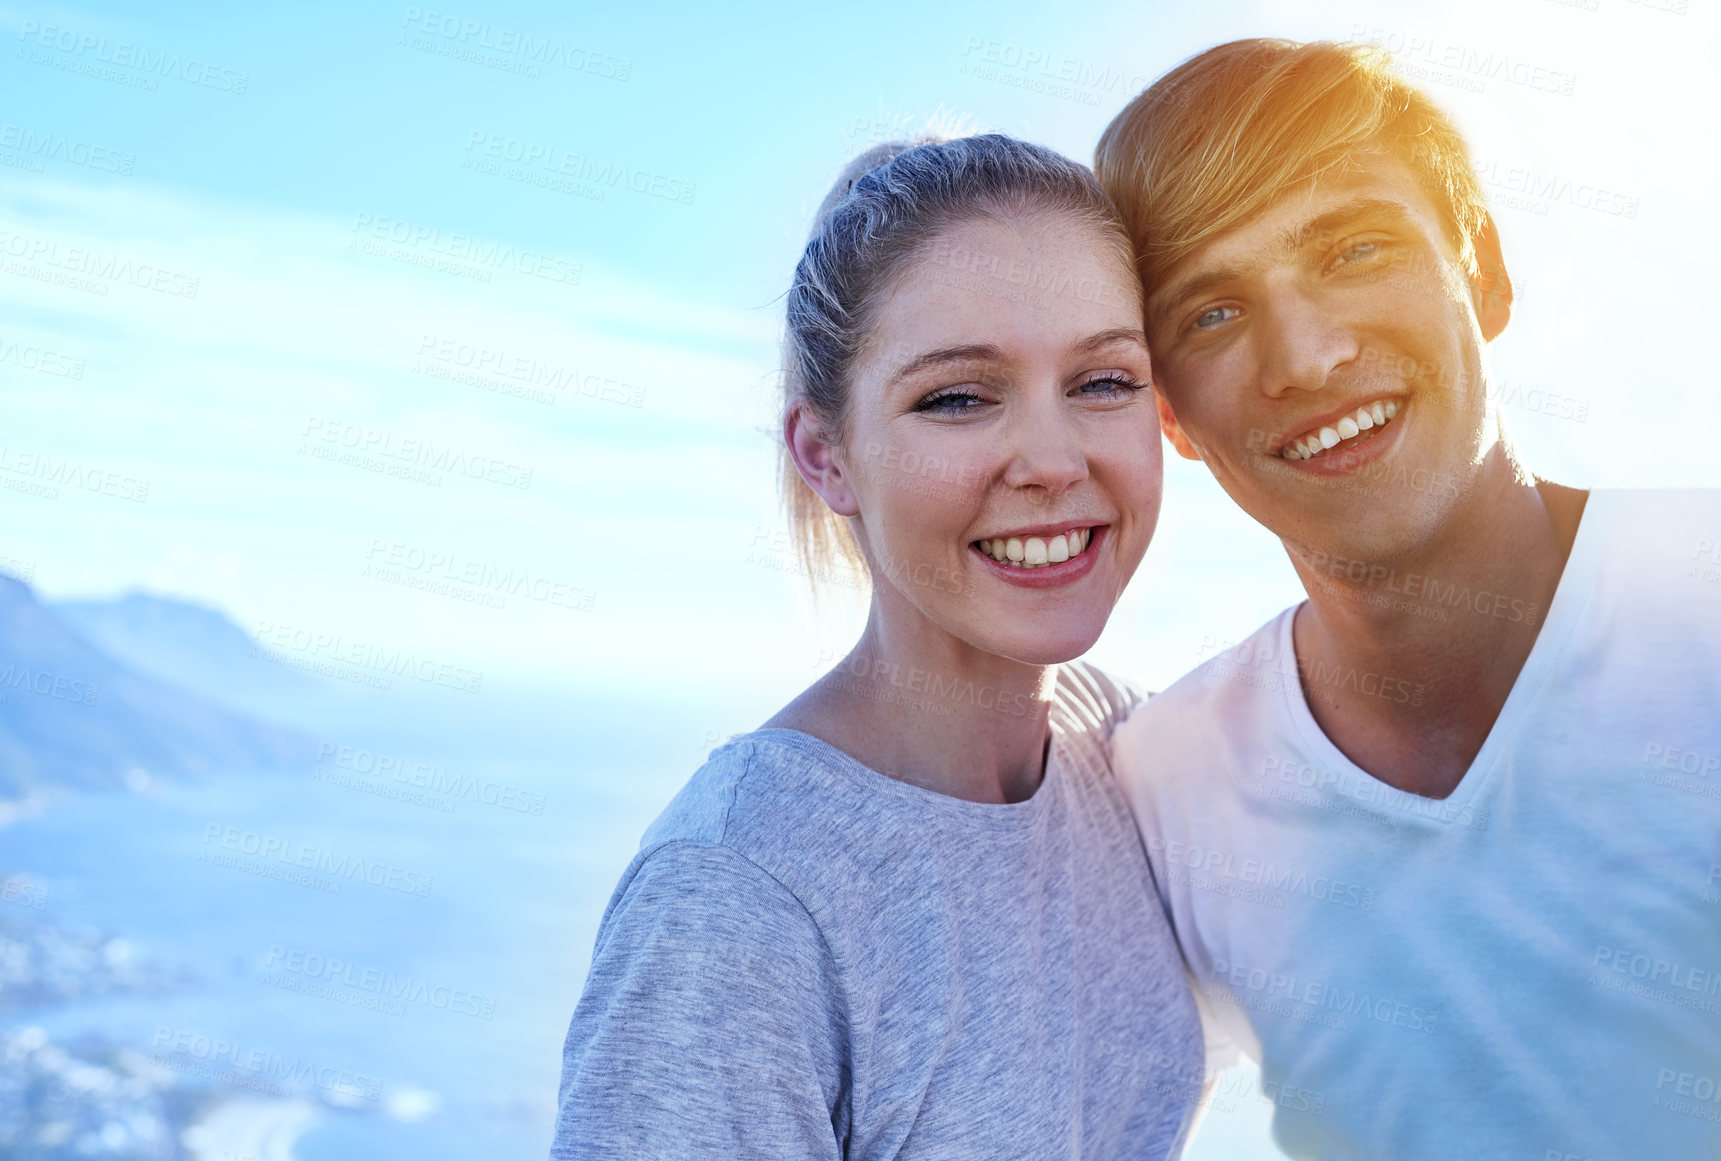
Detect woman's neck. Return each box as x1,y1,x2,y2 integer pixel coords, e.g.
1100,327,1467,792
762,605,1058,805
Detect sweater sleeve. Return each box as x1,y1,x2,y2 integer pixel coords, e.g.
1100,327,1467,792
550,840,848,1161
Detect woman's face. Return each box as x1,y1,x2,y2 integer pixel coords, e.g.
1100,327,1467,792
835,211,1163,666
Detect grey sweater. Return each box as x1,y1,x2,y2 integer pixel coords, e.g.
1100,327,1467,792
552,664,1202,1159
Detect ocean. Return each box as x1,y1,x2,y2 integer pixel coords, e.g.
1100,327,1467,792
2,713,681,1159
2,685,1285,1159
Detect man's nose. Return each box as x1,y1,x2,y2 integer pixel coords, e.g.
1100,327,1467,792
1253,285,1360,399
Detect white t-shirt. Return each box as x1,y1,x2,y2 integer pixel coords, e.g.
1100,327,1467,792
1114,489,1721,1160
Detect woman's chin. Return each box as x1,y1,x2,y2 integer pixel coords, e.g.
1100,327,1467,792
975,621,1108,668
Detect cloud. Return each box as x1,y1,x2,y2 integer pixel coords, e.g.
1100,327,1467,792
0,175,800,694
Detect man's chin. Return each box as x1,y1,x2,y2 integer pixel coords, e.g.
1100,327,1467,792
1241,483,1457,569
1289,509,1458,583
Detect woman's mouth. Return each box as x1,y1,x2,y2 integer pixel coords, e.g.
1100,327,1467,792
972,526,1095,569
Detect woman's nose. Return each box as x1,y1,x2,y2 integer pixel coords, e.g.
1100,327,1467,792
1000,406,1089,498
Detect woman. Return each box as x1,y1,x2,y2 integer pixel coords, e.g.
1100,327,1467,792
551,135,1202,1159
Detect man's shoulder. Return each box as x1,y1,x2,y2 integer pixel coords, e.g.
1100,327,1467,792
1124,609,1297,725
1113,608,1300,786
1587,486,1721,533
1606,485,1721,504
1582,488,1721,608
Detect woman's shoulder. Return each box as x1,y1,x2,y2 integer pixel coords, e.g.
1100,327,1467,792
1049,660,1149,739
636,729,883,893
610,738,840,954
641,730,828,846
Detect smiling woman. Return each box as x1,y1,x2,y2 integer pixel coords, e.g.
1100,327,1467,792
781,141,1163,678
550,134,1203,1160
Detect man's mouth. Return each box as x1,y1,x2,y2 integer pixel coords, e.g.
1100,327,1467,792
1280,400,1400,461
973,526,1095,569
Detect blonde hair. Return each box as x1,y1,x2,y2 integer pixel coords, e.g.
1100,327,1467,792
1094,39,1492,293
781,135,1132,588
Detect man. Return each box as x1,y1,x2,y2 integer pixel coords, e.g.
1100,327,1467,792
1095,39,1721,1159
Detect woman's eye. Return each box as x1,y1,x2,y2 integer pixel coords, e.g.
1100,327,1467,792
1193,305,1238,330
914,389,985,413
1076,375,1146,398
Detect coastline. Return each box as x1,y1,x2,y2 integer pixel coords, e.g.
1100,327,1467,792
182,1097,319,1161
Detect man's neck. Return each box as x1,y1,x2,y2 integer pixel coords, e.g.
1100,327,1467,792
1288,473,1589,799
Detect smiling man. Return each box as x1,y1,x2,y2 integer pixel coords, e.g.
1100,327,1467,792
1095,39,1721,1159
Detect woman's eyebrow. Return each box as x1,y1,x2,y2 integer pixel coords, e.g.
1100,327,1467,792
889,343,1003,382
887,329,1145,384
1072,327,1148,355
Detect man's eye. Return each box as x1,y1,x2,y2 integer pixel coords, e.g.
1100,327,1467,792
1333,241,1384,268
1194,305,1238,330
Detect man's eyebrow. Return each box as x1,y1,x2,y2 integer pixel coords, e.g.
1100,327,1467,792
1149,197,1419,320
889,343,1003,382
1282,196,1416,252
1149,267,1242,320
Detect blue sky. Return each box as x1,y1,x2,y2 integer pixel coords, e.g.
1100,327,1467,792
2,0,1718,718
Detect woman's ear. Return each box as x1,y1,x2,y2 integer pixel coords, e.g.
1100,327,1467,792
785,398,860,517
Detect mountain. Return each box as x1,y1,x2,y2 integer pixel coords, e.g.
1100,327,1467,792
0,577,314,796
52,590,324,723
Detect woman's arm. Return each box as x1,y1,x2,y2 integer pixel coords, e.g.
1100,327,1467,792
551,840,847,1161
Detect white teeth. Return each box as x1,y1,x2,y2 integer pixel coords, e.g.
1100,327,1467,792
1281,400,1400,461
977,527,1093,569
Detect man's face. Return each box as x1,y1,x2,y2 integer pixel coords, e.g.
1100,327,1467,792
1145,152,1509,565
